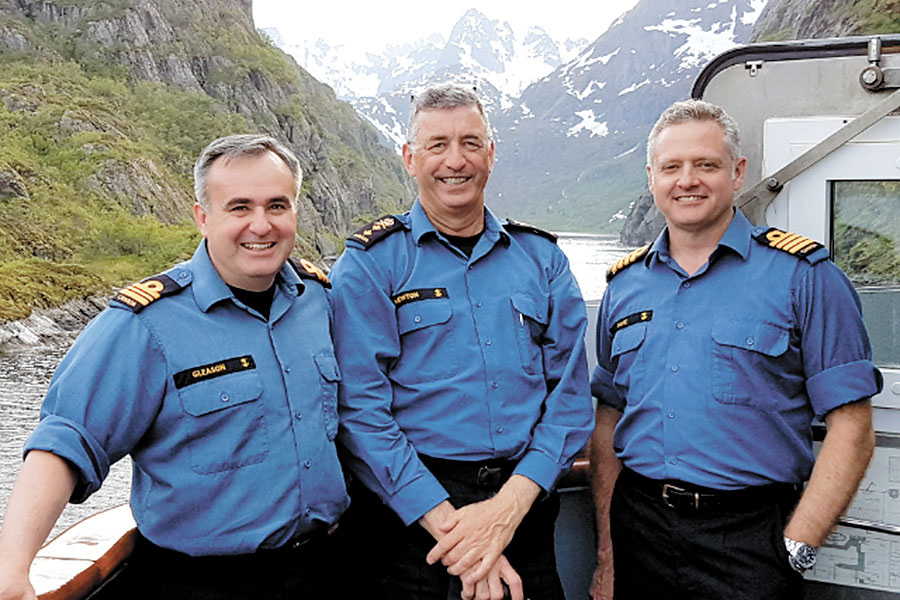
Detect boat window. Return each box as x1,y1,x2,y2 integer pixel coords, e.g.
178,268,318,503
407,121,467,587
831,180,900,368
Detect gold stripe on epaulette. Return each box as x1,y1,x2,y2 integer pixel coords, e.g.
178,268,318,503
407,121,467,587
606,244,651,282
754,228,824,259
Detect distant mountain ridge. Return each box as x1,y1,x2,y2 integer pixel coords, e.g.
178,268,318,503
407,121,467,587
266,1,767,232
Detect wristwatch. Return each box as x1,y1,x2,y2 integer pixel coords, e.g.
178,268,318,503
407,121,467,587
783,536,817,572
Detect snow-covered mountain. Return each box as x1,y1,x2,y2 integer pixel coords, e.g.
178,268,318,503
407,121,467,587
488,0,768,230
266,9,588,151
265,0,768,232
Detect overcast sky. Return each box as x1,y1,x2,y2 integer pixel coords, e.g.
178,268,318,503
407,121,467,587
252,0,641,53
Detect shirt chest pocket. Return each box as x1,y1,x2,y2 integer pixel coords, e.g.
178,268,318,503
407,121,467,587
711,319,792,408
393,297,459,383
510,294,549,375
178,370,268,474
610,323,647,395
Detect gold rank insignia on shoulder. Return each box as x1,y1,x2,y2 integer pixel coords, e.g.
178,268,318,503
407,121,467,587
606,244,651,282
111,274,183,313
173,355,256,389
752,228,826,261
391,287,448,308
348,215,404,249
503,218,558,243
610,310,653,335
290,257,331,288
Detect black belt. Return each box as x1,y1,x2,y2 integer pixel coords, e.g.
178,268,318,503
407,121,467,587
134,527,328,566
420,455,516,487
619,468,799,512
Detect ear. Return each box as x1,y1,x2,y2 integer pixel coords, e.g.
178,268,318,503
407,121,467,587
402,143,416,177
646,164,654,191
193,203,209,237
732,156,747,190
487,139,496,173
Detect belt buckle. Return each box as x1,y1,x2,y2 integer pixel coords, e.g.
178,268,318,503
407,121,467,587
661,483,700,510
477,465,503,486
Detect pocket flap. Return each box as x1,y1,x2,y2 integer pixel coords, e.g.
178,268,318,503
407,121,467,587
510,293,549,325
396,297,452,334
179,371,263,416
611,323,646,358
314,353,342,382
711,319,789,357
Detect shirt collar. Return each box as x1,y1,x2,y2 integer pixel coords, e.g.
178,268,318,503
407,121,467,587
648,207,751,265
409,199,507,246
189,240,300,312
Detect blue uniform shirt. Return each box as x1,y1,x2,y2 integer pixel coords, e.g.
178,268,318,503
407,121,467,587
592,210,883,490
330,201,593,525
25,242,349,555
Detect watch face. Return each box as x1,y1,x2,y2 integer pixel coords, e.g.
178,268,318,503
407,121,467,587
794,544,817,570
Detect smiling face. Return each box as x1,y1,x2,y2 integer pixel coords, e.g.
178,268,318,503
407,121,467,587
402,105,495,221
648,119,746,239
193,151,298,291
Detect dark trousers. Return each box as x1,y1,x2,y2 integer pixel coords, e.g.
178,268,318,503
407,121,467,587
94,531,340,600
610,469,804,600
335,465,566,600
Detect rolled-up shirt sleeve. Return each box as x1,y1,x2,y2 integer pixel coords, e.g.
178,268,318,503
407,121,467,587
24,308,167,502
796,261,883,418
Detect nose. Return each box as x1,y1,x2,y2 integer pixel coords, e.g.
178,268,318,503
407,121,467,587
676,166,700,189
248,207,273,235
444,141,466,170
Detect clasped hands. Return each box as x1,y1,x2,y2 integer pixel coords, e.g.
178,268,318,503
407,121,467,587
420,475,540,600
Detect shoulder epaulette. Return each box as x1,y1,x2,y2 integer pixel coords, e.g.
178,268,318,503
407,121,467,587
111,273,185,312
289,257,331,288
503,218,558,243
606,245,651,282
753,228,827,263
348,215,404,249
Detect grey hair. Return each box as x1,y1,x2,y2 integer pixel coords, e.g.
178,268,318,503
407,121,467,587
407,83,492,148
193,134,302,210
646,99,743,167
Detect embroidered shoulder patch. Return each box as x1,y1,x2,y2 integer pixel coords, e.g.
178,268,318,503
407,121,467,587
111,274,183,312
753,228,826,262
173,355,256,389
391,288,448,307
610,310,653,335
348,216,403,249
504,218,558,243
290,257,331,288
606,245,651,282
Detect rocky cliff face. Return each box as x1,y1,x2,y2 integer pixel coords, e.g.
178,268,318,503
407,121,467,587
0,0,412,253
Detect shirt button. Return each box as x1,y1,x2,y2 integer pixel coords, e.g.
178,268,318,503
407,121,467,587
536,313,543,319
305,508,311,516
496,426,504,433
671,365,679,373
675,322,684,330
491,381,499,390
669,458,678,465
284,366,291,373
220,393,229,402
667,411,675,419
304,459,312,469
683,282,691,288
178,272,188,279
485,339,493,346
746,336,754,346
475,301,483,308
414,315,422,323
295,412,303,420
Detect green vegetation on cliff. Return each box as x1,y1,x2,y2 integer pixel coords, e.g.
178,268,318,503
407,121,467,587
0,0,412,324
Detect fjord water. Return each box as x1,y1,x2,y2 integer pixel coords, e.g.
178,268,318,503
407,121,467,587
0,233,633,537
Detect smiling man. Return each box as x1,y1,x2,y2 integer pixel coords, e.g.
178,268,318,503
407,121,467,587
0,134,348,600
329,83,593,600
588,100,882,600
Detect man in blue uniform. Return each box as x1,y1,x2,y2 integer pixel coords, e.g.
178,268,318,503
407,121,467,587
0,134,349,600
330,83,593,600
589,100,882,600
